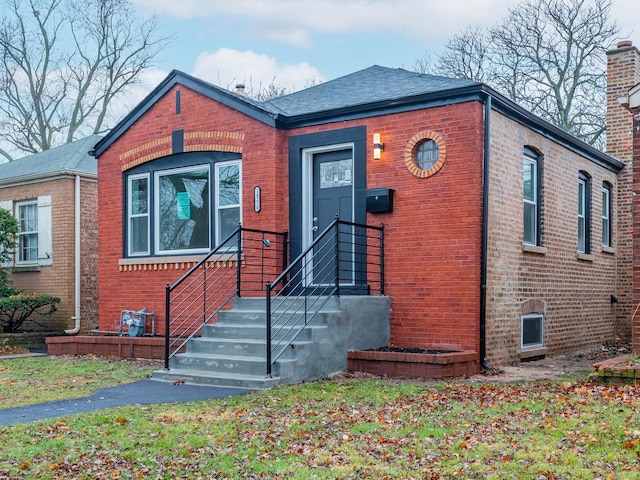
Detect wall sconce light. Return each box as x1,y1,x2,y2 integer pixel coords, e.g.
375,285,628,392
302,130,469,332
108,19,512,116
373,133,384,159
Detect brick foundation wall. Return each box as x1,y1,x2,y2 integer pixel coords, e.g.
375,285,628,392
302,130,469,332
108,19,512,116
486,112,619,365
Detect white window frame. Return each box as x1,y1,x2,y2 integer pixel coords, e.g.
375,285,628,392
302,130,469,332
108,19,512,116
578,177,587,253
17,200,39,264
521,314,544,350
602,184,611,247
154,164,211,256
523,155,538,245
128,173,150,257
214,160,242,246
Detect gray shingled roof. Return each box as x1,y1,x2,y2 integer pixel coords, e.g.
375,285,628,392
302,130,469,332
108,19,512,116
264,65,480,116
0,135,100,183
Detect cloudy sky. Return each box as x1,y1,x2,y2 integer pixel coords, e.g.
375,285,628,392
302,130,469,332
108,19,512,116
130,0,640,94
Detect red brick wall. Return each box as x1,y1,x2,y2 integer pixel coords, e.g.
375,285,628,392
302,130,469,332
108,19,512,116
0,176,98,332
97,86,288,332
607,42,640,340
287,102,485,353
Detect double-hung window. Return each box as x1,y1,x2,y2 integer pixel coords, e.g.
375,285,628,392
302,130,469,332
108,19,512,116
18,201,38,262
523,149,539,245
128,174,150,256
125,153,241,257
578,172,591,254
602,183,612,247
0,196,53,266
215,161,241,245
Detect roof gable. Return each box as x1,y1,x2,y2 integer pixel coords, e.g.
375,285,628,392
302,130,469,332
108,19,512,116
92,66,622,173
91,70,279,158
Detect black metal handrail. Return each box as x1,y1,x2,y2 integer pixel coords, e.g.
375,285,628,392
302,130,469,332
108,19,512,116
265,219,384,376
164,226,288,369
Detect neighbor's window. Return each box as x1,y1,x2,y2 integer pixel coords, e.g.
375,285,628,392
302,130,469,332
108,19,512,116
156,165,211,255
578,172,591,254
0,197,52,266
602,183,612,247
523,149,539,245
18,201,38,262
521,314,544,350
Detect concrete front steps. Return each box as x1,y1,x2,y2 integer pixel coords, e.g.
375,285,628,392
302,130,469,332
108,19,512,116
152,295,391,389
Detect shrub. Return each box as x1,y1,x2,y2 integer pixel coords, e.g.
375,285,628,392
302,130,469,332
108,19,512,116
0,293,61,333
0,207,18,296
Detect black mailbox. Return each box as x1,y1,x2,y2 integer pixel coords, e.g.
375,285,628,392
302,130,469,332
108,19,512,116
366,188,394,213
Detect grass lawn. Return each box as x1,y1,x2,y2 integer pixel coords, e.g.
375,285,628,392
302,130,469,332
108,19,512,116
1,357,640,478
0,355,160,408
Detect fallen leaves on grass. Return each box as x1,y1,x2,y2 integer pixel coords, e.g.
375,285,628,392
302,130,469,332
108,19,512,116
3,379,640,478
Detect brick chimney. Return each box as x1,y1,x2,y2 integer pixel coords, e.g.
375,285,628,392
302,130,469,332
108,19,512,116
607,40,640,348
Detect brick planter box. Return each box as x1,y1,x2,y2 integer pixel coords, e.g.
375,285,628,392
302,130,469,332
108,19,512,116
47,335,166,359
592,355,640,383
347,349,479,379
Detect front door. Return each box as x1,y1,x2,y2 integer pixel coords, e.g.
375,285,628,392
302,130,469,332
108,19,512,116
309,149,354,286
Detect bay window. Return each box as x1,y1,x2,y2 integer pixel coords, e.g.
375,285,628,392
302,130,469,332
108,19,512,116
125,152,241,258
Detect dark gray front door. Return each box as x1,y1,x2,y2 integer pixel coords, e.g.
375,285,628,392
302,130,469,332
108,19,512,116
311,149,354,285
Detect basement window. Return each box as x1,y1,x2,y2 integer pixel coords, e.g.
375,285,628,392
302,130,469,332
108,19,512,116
521,314,544,350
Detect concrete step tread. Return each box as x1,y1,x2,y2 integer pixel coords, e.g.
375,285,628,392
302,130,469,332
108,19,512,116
193,337,313,346
174,352,295,363
153,369,279,387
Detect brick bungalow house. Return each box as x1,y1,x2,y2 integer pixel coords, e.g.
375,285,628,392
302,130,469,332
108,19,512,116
0,135,99,334
48,41,640,385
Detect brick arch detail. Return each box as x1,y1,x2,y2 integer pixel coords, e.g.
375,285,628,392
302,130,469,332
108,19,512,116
521,298,547,316
120,130,245,171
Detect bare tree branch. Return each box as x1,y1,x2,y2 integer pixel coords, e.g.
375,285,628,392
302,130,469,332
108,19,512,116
0,0,169,160
425,0,619,149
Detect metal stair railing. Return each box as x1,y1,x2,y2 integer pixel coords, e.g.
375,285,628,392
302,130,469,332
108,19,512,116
265,219,384,376
164,226,288,369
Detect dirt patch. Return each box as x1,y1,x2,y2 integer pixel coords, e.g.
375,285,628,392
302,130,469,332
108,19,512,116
479,339,632,383
338,340,632,385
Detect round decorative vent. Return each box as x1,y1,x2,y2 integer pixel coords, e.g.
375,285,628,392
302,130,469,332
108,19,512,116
404,130,446,178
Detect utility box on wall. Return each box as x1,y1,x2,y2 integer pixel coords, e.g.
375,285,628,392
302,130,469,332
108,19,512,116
366,188,394,213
